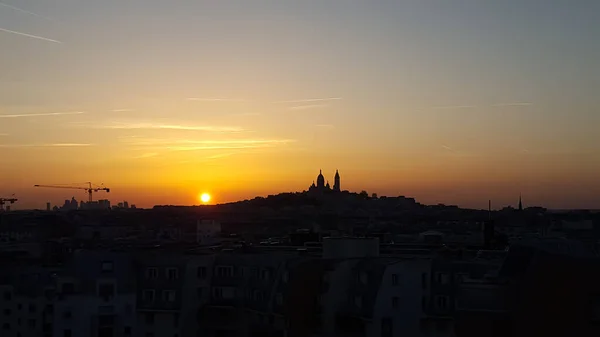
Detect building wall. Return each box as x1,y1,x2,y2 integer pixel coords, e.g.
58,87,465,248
181,255,215,337
370,259,432,337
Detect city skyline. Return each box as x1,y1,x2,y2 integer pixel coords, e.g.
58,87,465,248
1,1,599,209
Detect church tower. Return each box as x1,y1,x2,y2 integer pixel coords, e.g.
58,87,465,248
333,170,341,192
317,170,325,189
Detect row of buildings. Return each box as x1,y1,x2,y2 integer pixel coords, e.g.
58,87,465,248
2,234,599,337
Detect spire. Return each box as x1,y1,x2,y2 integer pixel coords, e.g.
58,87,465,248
518,194,523,211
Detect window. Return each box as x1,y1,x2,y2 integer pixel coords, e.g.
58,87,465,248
381,317,393,337
28,319,36,328
64,329,72,337
145,313,154,324
422,273,428,289
197,287,205,300
197,267,207,279
17,303,22,310
173,314,179,327
436,296,449,310
282,271,289,283
63,310,72,319
3,308,11,316
101,261,114,273
216,266,233,278
146,333,154,337
260,269,271,281
392,297,399,309
124,327,132,335
162,290,176,302
275,293,283,306
436,273,450,285
253,290,265,301
392,274,399,286
422,296,428,310
143,289,155,302
166,268,179,280
213,287,223,299
2,323,10,330
145,268,158,279
29,303,36,313
3,291,11,301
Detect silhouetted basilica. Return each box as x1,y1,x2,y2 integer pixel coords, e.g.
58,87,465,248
309,169,341,192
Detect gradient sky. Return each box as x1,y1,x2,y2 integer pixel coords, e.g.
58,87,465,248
1,0,599,210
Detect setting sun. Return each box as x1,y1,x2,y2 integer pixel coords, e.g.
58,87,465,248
200,193,211,204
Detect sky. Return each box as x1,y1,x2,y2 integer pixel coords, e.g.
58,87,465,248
1,0,599,210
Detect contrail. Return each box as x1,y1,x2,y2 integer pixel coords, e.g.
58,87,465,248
0,1,54,21
0,27,61,43
0,111,83,118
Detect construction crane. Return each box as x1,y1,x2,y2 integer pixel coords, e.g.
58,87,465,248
0,195,17,211
34,182,110,203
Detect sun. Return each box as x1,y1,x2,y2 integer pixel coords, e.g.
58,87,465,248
200,193,211,204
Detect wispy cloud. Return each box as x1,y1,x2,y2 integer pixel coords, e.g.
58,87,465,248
231,112,261,116
0,111,84,118
205,152,237,160
133,152,159,159
0,143,92,148
0,1,55,21
99,122,245,133
121,138,295,151
441,145,455,152
0,27,61,43
274,97,342,104
431,105,477,110
187,98,245,102
289,104,329,110
492,102,533,107
0,133,8,136
110,109,134,112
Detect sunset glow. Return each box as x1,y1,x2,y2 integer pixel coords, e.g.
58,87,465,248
1,1,599,210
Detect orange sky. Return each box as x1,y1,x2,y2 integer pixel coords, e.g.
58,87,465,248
1,1,599,210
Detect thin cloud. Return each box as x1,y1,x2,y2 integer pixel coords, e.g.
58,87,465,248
0,1,55,21
274,97,342,104
206,152,237,160
0,27,61,43
187,98,245,102
0,133,8,136
231,112,261,116
121,138,295,151
133,152,159,159
100,122,245,133
110,109,134,112
493,102,533,107
441,145,455,152
431,105,477,110
289,104,329,110
0,111,85,118
0,143,92,148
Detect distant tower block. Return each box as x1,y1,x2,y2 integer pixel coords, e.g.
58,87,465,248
46,202,51,211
